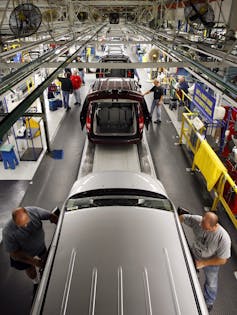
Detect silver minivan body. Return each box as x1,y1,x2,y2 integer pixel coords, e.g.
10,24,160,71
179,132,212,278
31,171,208,315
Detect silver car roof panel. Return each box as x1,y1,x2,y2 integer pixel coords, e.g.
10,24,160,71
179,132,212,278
42,207,202,315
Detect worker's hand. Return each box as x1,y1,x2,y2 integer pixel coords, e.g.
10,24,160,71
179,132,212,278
177,207,190,216
50,214,58,224
33,257,44,268
195,260,206,269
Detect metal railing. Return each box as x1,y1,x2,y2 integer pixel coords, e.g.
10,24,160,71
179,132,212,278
180,112,237,229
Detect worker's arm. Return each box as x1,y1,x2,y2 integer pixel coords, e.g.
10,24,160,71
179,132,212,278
10,250,43,267
143,90,150,96
179,214,185,223
195,257,227,269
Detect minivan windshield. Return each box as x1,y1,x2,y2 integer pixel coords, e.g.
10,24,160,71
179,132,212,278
65,188,174,212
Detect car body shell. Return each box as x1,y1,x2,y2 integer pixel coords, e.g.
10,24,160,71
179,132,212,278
96,53,134,78
80,78,150,144
31,171,208,315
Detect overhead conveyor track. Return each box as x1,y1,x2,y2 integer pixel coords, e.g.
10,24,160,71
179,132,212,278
0,32,70,59
0,25,94,96
0,24,107,142
149,30,237,65
133,24,237,97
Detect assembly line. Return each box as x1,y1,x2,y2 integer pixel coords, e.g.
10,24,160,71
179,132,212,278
0,1,237,314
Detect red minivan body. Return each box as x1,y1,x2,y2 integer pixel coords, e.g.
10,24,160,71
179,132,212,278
80,78,150,144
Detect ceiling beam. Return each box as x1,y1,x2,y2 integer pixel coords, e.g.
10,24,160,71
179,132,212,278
0,61,230,69
72,1,155,6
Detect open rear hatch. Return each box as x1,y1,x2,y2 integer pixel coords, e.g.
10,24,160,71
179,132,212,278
92,102,137,136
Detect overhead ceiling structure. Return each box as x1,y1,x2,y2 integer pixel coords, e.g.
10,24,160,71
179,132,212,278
0,1,235,63
0,0,236,142
0,1,236,85
0,1,235,38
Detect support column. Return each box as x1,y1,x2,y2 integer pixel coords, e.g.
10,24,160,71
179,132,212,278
39,95,51,152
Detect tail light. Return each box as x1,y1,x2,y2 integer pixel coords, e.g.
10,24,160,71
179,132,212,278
86,105,92,132
138,105,144,132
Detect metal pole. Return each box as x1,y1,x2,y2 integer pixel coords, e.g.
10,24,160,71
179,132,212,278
39,94,51,152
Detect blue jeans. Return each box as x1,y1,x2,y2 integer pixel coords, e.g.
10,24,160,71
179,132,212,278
203,265,220,306
62,90,70,109
150,99,161,121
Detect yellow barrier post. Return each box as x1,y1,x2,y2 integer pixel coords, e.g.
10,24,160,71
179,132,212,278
211,173,226,211
191,135,201,171
213,172,237,229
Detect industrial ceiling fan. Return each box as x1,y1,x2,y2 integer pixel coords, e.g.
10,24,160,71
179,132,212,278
184,1,215,29
9,3,42,37
148,48,160,62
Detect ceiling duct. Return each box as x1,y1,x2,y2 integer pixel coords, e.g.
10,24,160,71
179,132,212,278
140,7,155,24
77,12,88,22
149,8,165,30
42,9,59,22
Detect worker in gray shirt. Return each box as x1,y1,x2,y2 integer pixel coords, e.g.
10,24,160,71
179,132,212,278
179,211,231,312
2,206,58,287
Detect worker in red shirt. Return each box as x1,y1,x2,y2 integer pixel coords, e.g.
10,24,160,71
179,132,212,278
70,70,82,105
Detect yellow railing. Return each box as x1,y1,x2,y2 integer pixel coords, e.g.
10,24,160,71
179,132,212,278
169,77,192,113
180,112,237,229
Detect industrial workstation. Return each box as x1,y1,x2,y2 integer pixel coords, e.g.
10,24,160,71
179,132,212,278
0,1,237,314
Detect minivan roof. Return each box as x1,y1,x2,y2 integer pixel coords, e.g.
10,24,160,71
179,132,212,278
38,207,206,315
91,78,140,93
100,54,130,61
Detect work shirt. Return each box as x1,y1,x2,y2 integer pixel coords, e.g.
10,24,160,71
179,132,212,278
150,85,163,100
3,207,51,257
183,215,231,261
70,75,82,90
57,77,73,92
179,81,189,94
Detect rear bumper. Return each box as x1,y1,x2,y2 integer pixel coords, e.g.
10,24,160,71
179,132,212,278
88,132,143,144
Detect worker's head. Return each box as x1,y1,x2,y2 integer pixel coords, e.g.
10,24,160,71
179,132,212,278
73,70,78,75
12,207,30,228
153,79,160,86
65,72,71,78
178,76,185,83
201,212,218,231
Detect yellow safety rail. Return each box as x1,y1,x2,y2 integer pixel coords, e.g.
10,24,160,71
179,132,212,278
169,77,192,113
180,112,237,228
212,172,237,228
179,112,205,150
